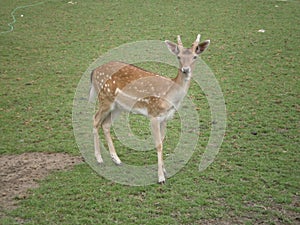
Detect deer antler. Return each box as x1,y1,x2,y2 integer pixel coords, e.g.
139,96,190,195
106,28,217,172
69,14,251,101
177,35,183,47
192,34,201,51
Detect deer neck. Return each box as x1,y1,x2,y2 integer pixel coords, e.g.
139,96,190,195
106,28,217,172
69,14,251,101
172,69,192,91
165,69,192,107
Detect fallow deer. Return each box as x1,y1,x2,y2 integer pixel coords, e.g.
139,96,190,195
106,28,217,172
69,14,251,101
89,34,210,183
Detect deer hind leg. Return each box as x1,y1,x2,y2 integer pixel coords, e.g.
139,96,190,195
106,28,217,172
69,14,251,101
102,108,122,165
151,118,166,184
93,107,109,164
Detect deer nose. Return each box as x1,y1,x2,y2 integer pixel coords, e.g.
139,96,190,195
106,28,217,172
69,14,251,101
181,67,191,74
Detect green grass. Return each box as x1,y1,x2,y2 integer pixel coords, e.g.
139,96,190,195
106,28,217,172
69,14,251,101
1,0,299,224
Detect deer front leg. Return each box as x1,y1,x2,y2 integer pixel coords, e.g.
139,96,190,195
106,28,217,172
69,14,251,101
160,120,167,142
151,118,166,184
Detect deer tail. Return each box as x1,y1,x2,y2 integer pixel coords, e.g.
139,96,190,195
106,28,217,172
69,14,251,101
88,70,96,103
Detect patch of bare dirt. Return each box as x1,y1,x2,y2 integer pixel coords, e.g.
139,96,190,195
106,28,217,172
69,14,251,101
0,152,83,216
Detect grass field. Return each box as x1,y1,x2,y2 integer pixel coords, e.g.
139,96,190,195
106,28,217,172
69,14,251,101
1,0,299,224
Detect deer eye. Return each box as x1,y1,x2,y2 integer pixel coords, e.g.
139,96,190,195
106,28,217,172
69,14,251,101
177,56,181,59
193,56,198,59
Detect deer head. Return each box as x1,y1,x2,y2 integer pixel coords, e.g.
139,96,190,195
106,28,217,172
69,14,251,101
165,34,210,77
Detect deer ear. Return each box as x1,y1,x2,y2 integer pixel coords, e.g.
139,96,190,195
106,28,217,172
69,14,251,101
195,40,210,55
165,40,180,55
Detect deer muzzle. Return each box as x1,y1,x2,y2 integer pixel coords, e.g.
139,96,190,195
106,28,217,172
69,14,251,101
181,67,191,74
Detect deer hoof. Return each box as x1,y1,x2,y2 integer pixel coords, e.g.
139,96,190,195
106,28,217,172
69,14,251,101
115,161,123,166
158,176,166,184
111,155,122,165
158,180,166,185
95,155,104,164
